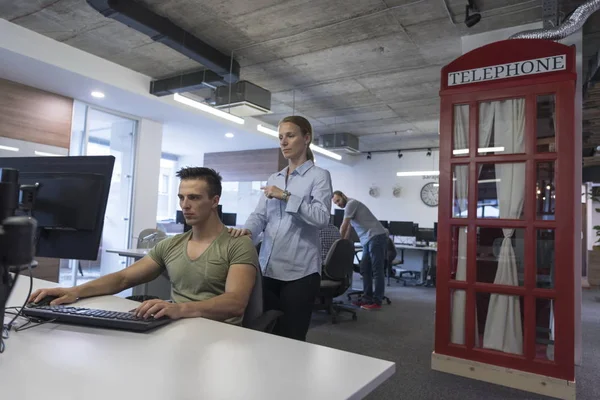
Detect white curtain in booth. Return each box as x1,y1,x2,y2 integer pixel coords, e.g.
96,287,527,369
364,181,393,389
450,105,469,345
482,98,526,355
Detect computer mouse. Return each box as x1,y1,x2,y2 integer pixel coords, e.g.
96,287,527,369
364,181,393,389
28,295,60,307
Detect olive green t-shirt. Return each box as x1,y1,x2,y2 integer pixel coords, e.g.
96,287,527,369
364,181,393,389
148,226,258,325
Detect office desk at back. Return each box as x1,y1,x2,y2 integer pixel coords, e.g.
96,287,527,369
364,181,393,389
3,277,395,400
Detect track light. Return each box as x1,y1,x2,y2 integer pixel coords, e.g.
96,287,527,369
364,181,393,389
464,0,481,28
367,152,372,160
397,150,403,159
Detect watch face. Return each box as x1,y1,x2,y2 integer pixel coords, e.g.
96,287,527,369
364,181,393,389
421,182,439,207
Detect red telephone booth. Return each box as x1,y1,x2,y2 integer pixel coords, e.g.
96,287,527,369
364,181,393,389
432,39,577,399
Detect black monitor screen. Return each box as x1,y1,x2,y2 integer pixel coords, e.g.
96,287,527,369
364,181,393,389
379,220,389,229
0,156,114,260
434,222,438,239
221,212,237,226
417,228,435,243
19,172,104,230
388,221,415,236
333,209,344,228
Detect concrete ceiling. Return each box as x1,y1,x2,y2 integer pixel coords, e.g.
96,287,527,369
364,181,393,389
2,0,600,153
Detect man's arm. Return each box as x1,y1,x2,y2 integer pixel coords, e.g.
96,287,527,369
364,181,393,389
29,256,164,305
340,218,353,240
74,256,163,298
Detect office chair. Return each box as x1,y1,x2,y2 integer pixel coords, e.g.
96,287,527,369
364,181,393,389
314,239,357,324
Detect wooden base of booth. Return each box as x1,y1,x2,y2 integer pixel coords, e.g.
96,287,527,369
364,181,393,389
431,352,576,400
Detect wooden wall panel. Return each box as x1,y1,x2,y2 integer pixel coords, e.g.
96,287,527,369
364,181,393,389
204,148,285,181
0,78,73,149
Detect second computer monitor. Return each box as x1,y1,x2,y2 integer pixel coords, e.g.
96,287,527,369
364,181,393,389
379,220,389,229
221,212,237,226
388,221,416,236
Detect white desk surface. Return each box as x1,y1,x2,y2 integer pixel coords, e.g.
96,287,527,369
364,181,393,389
1,277,395,400
354,243,437,252
106,248,150,259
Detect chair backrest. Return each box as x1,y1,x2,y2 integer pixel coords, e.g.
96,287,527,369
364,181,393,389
137,229,167,249
242,265,264,328
323,239,355,283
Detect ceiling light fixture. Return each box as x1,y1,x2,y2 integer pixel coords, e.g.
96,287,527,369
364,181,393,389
256,124,342,161
174,93,245,125
464,0,481,28
0,145,19,152
35,150,62,157
91,91,105,98
396,170,440,177
225,133,234,138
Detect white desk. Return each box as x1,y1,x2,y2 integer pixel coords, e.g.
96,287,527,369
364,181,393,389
1,277,395,399
106,247,150,260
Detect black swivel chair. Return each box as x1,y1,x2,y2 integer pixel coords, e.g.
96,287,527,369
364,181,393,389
314,239,357,324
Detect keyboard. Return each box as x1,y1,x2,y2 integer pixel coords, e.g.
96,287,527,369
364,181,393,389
22,304,172,332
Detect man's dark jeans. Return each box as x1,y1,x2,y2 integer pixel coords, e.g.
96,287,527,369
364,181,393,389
360,233,387,305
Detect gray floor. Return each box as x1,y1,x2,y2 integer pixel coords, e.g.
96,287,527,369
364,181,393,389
308,280,600,400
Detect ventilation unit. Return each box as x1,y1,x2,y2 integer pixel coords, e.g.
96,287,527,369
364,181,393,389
214,81,272,117
314,133,360,154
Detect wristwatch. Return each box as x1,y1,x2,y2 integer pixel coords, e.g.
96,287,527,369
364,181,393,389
282,190,291,201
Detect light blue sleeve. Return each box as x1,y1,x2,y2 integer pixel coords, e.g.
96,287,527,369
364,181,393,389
285,169,332,229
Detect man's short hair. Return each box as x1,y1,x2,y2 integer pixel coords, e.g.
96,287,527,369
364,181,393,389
176,167,222,197
333,190,347,200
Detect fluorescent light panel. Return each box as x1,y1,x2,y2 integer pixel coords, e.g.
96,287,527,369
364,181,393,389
256,124,342,161
396,170,440,177
0,145,19,152
174,93,245,125
35,151,62,157
452,146,505,155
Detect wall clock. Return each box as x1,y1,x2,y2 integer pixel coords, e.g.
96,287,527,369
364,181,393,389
420,182,439,207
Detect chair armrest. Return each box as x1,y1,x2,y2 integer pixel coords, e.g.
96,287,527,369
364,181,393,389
245,309,284,332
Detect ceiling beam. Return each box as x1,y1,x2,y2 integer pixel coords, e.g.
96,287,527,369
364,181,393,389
86,0,239,86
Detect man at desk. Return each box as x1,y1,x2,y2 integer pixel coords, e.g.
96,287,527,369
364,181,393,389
332,191,387,310
29,167,258,325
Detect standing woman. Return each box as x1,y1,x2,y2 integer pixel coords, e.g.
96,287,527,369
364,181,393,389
230,116,332,341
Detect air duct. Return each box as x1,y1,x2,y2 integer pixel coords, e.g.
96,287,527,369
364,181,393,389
86,0,239,85
509,0,600,40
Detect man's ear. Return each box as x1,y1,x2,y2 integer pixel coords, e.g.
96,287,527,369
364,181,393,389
212,195,220,209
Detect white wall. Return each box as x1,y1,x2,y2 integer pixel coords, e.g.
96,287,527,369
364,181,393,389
328,150,440,227
131,119,163,244
177,154,204,170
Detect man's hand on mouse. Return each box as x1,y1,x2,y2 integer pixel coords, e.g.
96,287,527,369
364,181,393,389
28,288,78,305
133,299,184,320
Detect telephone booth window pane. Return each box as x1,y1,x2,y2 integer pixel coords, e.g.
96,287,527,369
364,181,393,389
478,98,526,155
535,298,555,361
536,94,556,153
453,104,469,157
537,229,555,289
450,289,467,345
478,163,526,220
476,227,525,286
453,165,468,218
536,162,555,220
451,226,468,282
475,292,525,355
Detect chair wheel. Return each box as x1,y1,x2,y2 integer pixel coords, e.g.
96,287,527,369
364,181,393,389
386,298,391,305
352,314,357,321
347,295,351,301
332,317,338,324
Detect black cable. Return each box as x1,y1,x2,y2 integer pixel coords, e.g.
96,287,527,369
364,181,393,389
6,263,32,330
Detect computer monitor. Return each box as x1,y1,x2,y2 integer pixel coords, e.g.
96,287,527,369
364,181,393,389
434,222,438,239
416,228,436,244
333,209,344,228
379,220,389,229
221,212,237,226
388,221,415,237
0,156,114,260
175,210,191,233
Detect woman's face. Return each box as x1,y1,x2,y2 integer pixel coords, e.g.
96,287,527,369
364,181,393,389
278,122,309,160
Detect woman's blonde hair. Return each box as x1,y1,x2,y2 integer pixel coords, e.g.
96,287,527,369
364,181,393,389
279,115,314,161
